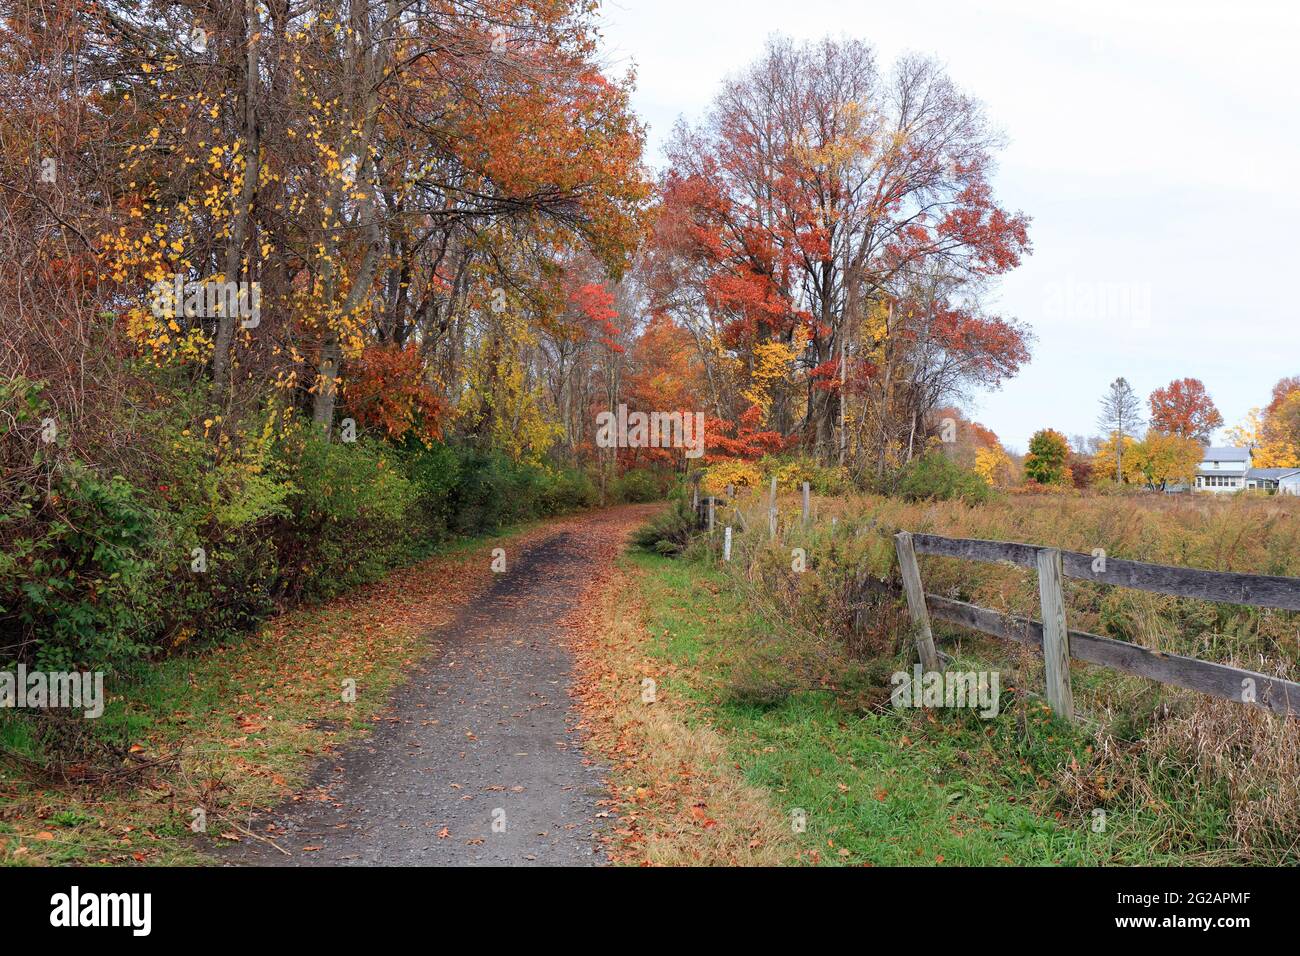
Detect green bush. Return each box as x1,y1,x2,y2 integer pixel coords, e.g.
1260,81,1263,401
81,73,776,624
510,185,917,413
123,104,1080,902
538,465,599,514
278,435,417,602
611,468,664,503
398,438,462,542
896,452,992,505
0,380,603,672
1,461,159,671
150,412,289,648
630,496,697,555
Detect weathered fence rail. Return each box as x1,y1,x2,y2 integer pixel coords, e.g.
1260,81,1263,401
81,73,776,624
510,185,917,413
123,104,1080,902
691,490,1300,718
895,531,1300,719
910,533,1300,612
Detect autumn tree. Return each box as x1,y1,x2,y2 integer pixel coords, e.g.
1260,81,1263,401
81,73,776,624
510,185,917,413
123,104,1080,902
1023,429,1070,485
1267,376,1300,416
1092,434,1142,486
1226,376,1300,468
646,35,1031,476
1097,377,1143,482
1129,430,1202,491
974,444,1016,488
1148,377,1222,443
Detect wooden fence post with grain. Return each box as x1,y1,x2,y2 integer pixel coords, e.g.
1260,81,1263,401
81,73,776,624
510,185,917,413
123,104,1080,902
801,481,810,527
768,476,778,538
724,526,732,562
708,496,716,534
893,531,941,672
1036,547,1075,720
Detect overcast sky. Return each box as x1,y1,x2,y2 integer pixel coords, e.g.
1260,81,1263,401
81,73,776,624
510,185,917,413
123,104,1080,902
597,0,1300,452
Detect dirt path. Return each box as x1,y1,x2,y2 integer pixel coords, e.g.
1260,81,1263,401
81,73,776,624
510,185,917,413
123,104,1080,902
221,504,658,867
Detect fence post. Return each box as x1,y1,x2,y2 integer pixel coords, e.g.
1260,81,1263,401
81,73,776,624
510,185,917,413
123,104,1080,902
708,496,716,534
894,531,940,672
724,526,732,562
801,481,810,527
768,476,778,538
1036,547,1075,721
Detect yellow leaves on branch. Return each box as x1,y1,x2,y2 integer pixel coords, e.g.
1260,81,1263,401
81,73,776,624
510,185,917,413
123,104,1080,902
1225,404,1300,468
973,445,1014,488
702,459,762,495
741,327,808,414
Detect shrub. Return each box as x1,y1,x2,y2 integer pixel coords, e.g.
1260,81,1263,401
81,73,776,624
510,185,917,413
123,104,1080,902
702,459,763,495
398,438,462,542
1,461,159,671
630,497,698,555
441,446,527,533
538,465,599,513
0,385,601,672
611,468,664,503
277,434,416,602
896,452,992,504
763,455,850,495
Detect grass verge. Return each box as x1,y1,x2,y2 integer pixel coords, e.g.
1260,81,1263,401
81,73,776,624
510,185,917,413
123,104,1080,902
568,560,797,865
625,548,1209,865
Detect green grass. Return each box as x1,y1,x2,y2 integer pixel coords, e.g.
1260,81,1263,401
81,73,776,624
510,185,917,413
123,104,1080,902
627,549,1197,866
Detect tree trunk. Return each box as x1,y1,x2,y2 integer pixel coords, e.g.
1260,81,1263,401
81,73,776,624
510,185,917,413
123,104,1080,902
212,0,260,402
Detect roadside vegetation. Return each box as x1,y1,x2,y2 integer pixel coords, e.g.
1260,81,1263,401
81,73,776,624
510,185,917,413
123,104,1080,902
629,481,1300,864
0,519,570,866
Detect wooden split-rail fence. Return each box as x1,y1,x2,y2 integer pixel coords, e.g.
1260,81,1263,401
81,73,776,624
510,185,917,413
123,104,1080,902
688,477,1300,721
893,532,1300,720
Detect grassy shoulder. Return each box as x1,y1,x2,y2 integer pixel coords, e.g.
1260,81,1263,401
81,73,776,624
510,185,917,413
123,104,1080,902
0,519,551,866
625,548,1200,866
570,559,797,866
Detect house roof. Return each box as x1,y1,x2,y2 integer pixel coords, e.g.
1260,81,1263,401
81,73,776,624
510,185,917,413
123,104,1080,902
1246,468,1300,480
1202,446,1251,461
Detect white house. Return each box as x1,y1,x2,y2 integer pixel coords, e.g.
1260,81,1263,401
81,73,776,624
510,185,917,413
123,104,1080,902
1193,446,1300,494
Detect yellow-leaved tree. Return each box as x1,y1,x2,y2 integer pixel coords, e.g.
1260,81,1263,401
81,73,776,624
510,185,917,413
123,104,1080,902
1225,408,1300,468
1091,435,1143,485
1130,431,1203,489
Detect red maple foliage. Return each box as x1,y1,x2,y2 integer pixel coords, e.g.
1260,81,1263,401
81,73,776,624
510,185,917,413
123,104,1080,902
705,405,790,462
1148,378,1223,442
344,343,447,443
